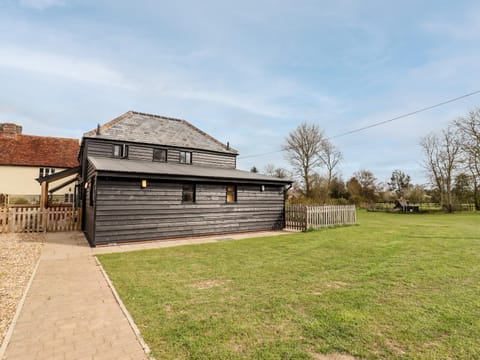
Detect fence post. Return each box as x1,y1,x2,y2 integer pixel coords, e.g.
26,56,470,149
1,208,5,233
10,208,15,233
305,205,309,230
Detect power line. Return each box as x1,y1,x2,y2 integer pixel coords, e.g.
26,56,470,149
328,89,480,139
238,149,283,160
237,89,480,160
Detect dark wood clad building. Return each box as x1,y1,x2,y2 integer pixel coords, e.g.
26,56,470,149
79,111,291,246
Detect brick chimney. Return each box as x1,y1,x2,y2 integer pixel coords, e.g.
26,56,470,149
0,123,23,139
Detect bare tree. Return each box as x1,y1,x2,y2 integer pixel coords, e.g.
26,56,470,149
454,109,480,209
420,126,462,212
318,140,342,192
263,164,288,179
404,184,426,203
282,122,326,197
353,169,378,202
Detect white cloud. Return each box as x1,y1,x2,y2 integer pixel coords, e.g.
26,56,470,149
0,46,129,87
423,11,480,41
19,0,65,10
162,86,343,121
165,89,289,119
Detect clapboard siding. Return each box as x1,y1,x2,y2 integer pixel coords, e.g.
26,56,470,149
167,149,180,163
93,179,284,244
83,139,236,169
193,152,235,168
128,146,153,161
86,140,114,157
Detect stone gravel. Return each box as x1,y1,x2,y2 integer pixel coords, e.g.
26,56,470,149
0,233,44,345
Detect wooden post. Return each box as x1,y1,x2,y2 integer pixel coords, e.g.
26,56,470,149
40,182,49,231
40,182,48,210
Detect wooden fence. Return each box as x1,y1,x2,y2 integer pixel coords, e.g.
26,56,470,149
0,206,81,233
285,205,356,231
369,202,476,212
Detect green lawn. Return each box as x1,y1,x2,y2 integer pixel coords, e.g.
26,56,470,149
97,211,480,359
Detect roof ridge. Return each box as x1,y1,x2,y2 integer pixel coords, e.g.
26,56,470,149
129,111,184,123
10,134,79,142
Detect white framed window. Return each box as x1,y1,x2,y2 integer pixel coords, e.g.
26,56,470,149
39,167,55,178
113,144,128,158
179,151,192,164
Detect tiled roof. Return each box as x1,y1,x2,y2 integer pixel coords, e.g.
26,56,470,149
89,156,292,184
0,134,80,168
84,111,238,155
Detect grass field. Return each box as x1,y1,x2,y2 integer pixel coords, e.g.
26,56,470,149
97,211,480,359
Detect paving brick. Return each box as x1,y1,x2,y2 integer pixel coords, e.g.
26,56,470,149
2,232,148,360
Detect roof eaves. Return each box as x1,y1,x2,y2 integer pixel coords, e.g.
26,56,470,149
88,157,291,184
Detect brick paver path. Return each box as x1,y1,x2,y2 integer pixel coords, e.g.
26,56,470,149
2,232,148,360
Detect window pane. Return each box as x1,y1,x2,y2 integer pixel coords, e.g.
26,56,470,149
180,151,192,164
182,184,195,203
113,144,122,157
226,185,236,203
183,192,193,202
153,149,167,162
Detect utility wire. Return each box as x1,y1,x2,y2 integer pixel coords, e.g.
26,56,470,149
328,89,480,139
237,89,480,160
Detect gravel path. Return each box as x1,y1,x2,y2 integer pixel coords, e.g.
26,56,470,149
0,233,44,345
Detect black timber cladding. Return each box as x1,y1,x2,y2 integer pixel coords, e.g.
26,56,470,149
83,161,97,244
83,138,237,169
79,111,292,245
93,178,285,245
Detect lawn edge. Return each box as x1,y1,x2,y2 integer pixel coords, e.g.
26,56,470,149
94,256,155,360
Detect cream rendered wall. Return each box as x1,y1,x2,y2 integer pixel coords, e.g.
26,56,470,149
0,165,76,195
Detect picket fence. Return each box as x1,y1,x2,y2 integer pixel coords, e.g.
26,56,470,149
285,204,356,231
0,206,81,233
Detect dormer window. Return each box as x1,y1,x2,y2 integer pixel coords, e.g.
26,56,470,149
153,148,167,162
113,144,128,158
179,151,192,164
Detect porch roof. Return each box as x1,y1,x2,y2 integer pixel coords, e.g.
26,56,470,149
88,156,292,185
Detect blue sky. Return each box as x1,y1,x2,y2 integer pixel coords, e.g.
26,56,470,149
2,0,480,185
